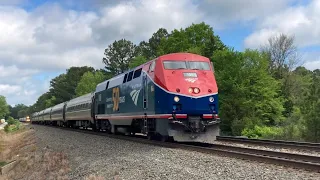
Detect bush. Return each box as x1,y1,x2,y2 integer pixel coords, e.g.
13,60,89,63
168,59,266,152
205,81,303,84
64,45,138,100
241,125,283,139
4,117,21,133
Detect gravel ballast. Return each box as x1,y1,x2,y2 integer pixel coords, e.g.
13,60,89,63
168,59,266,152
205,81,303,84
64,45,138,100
30,125,320,180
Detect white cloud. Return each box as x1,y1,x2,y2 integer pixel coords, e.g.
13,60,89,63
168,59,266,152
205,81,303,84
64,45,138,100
0,84,21,95
304,60,320,70
244,0,320,49
92,0,202,43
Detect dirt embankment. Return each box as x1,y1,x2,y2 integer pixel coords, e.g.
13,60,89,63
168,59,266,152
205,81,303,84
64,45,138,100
0,125,70,180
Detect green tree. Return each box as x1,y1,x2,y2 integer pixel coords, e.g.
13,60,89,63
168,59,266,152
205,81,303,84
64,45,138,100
8,104,28,119
50,66,94,103
157,22,225,57
128,55,148,69
136,28,169,60
303,70,320,142
0,95,9,118
33,92,54,111
261,34,302,118
212,48,284,135
75,70,109,97
102,39,136,75
17,109,28,118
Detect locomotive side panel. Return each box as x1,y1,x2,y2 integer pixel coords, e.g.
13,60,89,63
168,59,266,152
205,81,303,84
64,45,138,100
95,67,156,125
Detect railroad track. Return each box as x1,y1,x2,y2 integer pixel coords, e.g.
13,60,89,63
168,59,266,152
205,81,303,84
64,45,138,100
216,136,320,151
29,124,320,172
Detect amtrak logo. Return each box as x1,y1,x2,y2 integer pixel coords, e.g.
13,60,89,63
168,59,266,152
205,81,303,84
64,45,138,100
185,78,197,83
130,89,141,106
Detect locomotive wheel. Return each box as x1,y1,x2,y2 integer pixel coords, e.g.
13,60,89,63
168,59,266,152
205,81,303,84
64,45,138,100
105,120,112,134
147,133,156,140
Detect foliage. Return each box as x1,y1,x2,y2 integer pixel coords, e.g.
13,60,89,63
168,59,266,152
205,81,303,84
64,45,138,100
0,161,7,167
128,55,148,69
136,28,169,59
157,22,225,57
7,104,27,119
102,39,136,75
242,125,283,139
0,95,9,119
303,70,320,142
75,70,109,97
4,117,21,133
49,66,95,104
212,48,284,135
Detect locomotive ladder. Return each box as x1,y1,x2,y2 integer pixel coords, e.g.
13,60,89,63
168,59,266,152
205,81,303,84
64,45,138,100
143,114,148,134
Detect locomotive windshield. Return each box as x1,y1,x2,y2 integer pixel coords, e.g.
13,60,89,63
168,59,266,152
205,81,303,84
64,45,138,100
163,61,211,70
163,61,187,69
188,61,210,70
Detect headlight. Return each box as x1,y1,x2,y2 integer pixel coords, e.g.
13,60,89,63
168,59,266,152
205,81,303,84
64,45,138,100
174,96,180,102
188,87,193,93
194,87,200,94
209,97,214,102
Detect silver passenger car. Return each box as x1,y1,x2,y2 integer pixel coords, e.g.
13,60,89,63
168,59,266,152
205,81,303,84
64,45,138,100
51,102,66,121
65,93,94,122
37,110,45,121
43,108,52,121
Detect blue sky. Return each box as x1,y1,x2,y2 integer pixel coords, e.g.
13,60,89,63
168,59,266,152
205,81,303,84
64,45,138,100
0,0,319,106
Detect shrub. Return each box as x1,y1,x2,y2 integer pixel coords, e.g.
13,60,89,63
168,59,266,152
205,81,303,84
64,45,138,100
241,125,283,139
4,117,21,133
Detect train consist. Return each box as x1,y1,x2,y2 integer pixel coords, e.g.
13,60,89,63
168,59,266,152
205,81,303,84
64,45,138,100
31,53,220,142
19,116,30,122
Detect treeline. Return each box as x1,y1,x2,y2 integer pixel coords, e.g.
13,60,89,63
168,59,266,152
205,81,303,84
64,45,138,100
3,22,320,142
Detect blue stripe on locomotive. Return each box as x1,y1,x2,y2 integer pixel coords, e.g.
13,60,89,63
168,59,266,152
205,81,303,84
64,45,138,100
153,83,219,115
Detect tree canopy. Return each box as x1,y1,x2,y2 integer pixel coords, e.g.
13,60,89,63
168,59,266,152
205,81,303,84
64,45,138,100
75,70,109,97
0,95,9,118
102,39,136,75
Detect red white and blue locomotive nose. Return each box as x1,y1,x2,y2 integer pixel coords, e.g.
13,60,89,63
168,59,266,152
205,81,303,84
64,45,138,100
163,70,218,97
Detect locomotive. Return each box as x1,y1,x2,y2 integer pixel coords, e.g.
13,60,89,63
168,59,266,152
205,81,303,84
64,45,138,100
31,53,220,143
19,116,30,122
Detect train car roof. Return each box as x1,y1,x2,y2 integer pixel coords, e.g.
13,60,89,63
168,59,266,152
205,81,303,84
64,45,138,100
66,92,93,106
43,107,52,113
51,102,66,111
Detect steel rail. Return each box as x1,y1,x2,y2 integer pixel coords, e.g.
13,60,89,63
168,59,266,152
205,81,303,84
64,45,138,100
216,136,320,151
30,124,320,172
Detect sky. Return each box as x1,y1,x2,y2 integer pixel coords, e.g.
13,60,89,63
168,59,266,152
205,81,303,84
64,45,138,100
0,0,319,106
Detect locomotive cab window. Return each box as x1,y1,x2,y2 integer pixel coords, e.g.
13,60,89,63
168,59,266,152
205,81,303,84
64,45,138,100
127,71,134,82
133,68,142,78
105,81,109,89
123,74,128,83
149,61,156,72
163,61,187,70
188,61,211,70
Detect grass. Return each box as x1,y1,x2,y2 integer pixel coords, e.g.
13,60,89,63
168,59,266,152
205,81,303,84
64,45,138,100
0,161,7,167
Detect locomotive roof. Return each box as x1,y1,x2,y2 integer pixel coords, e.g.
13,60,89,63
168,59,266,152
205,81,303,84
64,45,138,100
96,53,208,93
